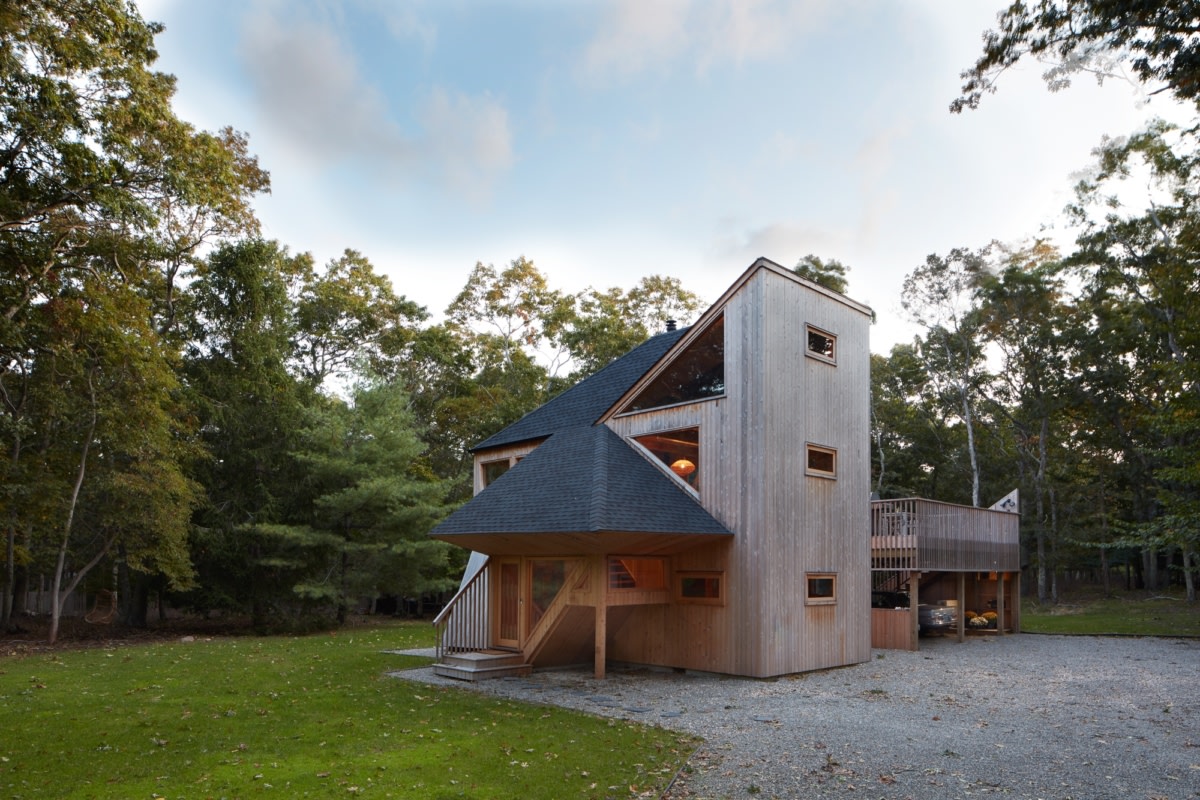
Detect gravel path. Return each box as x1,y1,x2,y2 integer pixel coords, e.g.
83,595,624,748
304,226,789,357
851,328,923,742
393,635,1200,800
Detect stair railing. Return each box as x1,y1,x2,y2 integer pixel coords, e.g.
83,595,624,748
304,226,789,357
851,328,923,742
433,558,490,662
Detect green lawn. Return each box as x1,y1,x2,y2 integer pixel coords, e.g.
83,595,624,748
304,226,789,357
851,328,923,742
1021,590,1200,636
0,621,695,799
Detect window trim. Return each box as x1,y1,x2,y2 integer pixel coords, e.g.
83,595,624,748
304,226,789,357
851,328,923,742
805,573,837,605
805,324,837,365
480,457,514,487
805,443,837,479
676,571,724,605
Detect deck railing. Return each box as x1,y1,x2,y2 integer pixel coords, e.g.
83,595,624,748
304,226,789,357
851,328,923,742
433,557,491,661
871,498,1019,572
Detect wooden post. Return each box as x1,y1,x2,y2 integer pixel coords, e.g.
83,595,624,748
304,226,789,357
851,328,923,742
997,572,1006,636
1012,572,1021,633
594,599,607,679
956,572,965,643
910,572,920,651
594,556,606,679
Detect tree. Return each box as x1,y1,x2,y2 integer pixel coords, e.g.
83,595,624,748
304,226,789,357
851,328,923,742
267,380,451,623
792,254,851,294
1065,121,1200,595
291,249,427,388
975,242,1073,601
901,248,991,506
953,1,1200,113
562,275,703,377
1,0,268,629
181,240,315,625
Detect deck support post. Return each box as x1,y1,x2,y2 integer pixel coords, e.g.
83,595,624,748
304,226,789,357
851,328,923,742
1012,572,1021,633
956,572,965,643
910,572,920,650
997,572,1006,636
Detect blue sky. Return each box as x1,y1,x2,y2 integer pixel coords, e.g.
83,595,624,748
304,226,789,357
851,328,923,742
139,0,1191,352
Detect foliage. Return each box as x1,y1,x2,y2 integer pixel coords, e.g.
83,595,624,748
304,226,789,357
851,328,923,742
271,380,453,623
953,1,1200,113
792,254,850,294
0,622,696,799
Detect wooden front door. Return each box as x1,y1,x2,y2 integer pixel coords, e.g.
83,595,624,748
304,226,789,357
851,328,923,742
495,558,520,649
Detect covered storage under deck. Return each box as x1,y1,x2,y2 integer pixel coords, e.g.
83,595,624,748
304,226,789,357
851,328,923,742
870,497,1021,651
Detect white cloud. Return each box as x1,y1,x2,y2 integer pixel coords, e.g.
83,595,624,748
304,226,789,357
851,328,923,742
237,7,512,202
582,0,838,82
712,220,843,266
420,88,514,203
239,12,414,164
583,0,692,80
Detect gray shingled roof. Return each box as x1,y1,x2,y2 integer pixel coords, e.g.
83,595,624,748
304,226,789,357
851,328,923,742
431,425,731,537
472,327,688,452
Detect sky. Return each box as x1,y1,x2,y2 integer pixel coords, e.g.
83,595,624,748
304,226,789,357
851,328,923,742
137,0,1193,353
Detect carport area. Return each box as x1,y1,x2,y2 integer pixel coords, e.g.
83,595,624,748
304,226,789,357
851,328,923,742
870,497,1021,651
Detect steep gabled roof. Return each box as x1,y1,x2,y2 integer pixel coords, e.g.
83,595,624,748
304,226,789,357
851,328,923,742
472,327,688,452
432,425,731,539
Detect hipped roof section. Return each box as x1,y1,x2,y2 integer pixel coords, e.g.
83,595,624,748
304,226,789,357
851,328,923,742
431,425,732,538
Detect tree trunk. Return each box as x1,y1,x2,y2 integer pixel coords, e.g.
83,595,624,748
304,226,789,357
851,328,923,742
961,383,980,507
1182,546,1196,603
49,370,98,645
1,521,13,629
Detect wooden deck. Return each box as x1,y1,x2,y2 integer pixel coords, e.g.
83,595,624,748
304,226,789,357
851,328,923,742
871,498,1019,573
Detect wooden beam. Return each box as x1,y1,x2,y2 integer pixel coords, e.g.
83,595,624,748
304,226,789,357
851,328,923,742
997,572,1006,636
910,572,920,651
594,599,607,679
956,572,965,643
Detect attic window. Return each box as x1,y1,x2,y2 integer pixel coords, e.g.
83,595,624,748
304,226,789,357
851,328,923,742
621,315,724,413
482,459,511,486
632,427,700,491
806,325,836,363
806,444,837,478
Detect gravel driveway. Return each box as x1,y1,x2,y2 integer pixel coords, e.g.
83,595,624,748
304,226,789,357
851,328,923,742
394,634,1200,800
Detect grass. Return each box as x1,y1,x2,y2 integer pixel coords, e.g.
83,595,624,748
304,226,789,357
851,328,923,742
0,621,695,799
1021,589,1200,636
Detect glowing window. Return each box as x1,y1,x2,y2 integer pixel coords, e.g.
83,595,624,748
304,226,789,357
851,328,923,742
632,427,700,491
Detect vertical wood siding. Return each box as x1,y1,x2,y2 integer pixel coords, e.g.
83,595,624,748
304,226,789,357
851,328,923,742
607,267,873,677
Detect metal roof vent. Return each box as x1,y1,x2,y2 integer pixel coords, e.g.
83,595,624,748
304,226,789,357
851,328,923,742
665,319,677,332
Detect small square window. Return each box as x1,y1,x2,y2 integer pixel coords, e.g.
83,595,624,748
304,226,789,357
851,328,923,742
806,573,836,605
806,325,836,363
676,571,724,605
806,444,837,478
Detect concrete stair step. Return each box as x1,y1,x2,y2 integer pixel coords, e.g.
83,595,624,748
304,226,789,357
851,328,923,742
433,660,532,682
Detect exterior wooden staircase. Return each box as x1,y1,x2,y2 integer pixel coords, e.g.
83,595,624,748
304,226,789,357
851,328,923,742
433,557,587,681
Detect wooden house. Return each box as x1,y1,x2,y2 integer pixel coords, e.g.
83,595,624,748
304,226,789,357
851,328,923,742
430,258,875,679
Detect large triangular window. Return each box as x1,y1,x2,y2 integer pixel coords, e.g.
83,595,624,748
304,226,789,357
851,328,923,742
621,315,724,413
